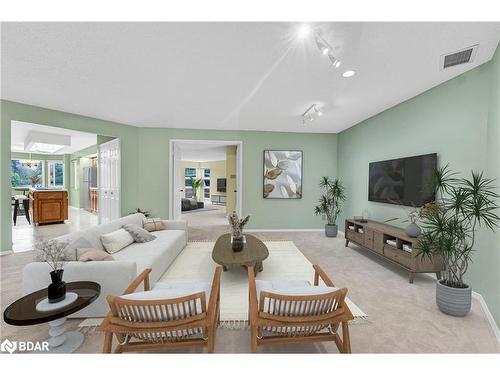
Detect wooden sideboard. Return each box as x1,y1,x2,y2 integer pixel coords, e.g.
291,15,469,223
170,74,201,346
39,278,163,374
344,219,444,283
29,190,68,225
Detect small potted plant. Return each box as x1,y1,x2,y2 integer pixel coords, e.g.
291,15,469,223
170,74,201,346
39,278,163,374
228,212,250,251
35,239,68,303
189,177,203,201
417,165,499,317
314,177,346,237
130,208,150,217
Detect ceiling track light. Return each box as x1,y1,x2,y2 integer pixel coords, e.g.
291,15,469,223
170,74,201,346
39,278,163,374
314,30,341,68
301,104,323,125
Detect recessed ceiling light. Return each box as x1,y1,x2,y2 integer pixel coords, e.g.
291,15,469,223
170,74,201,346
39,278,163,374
342,70,356,78
297,24,311,39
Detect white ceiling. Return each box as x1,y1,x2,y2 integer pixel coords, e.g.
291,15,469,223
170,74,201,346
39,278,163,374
179,143,227,162
2,22,500,133
11,121,97,154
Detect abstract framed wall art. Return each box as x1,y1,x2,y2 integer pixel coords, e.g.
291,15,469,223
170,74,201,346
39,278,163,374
263,150,303,199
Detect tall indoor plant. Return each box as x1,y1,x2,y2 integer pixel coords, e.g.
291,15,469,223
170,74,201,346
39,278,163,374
314,177,346,237
417,165,499,316
189,177,203,201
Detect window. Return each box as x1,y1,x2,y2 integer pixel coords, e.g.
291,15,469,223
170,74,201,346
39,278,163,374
203,168,210,199
184,168,197,198
11,159,43,188
48,161,64,187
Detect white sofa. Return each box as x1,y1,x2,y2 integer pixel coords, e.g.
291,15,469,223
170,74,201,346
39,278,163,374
22,213,187,318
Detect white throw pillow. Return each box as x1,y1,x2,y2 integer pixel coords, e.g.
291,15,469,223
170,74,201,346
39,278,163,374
100,228,134,254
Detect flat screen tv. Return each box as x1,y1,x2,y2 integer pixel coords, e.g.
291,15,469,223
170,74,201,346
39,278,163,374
217,178,226,193
368,153,437,207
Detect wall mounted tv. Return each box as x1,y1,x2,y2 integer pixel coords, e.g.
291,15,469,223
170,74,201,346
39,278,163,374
217,178,227,193
368,153,437,207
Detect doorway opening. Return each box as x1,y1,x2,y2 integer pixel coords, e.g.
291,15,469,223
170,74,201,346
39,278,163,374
169,140,242,234
9,120,119,252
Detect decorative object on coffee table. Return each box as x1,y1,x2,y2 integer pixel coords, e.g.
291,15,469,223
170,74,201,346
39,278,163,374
263,150,302,199
212,233,269,274
228,212,250,252
3,281,100,353
35,239,68,303
314,176,346,237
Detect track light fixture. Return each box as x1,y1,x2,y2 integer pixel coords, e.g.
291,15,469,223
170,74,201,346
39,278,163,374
314,30,341,68
302,104,323,125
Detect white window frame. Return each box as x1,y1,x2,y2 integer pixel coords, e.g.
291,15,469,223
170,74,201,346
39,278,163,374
48,160,65,188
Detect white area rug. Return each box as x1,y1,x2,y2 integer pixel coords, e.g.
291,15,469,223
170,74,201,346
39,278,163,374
79,240,366,330
160,240,366,324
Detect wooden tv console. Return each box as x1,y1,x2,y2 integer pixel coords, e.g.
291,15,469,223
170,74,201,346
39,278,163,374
344,219,444,283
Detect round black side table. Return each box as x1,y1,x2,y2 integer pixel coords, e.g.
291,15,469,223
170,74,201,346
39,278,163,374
3,281,100,353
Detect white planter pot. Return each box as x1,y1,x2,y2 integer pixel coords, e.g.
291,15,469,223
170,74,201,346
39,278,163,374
436,280,472,317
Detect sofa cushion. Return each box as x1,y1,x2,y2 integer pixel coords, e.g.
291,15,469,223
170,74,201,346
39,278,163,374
123,223,156,243
101,228,135,254
143,217,167,232
78,248,114,261
112,229,186,282
54,213,146,251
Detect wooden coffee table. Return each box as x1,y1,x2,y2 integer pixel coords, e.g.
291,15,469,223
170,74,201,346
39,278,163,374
212,233,269,275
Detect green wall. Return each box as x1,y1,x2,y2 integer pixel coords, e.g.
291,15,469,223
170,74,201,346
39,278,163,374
1,100,337,251
137,128,337,229
337,49,500,324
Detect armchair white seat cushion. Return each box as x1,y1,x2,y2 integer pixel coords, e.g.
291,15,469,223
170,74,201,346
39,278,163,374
118,281,211,325
122,281,211,303
255,279,339,317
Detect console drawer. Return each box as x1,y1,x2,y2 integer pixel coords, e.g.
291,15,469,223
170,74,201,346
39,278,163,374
346,230,364,244
384,245,412,268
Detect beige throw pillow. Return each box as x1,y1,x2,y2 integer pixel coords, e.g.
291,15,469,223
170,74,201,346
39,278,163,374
143,218,166,232
100,228,134,254
78,248,114,261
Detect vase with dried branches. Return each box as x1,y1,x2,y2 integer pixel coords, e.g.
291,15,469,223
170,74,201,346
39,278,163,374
228,212,250,251
35,240,68,303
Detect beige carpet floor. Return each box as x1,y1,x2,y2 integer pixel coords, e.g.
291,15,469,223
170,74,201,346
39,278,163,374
1,207,499,353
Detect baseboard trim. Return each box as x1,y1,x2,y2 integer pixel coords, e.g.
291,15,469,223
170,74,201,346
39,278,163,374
245,229,324,233
472,291,500,343
0,250,14,256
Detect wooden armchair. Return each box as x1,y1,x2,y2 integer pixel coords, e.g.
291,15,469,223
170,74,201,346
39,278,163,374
99,267,222,353
248,264,353,353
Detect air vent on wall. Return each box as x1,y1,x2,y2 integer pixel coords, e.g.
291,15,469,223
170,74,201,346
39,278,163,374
441,45,478,69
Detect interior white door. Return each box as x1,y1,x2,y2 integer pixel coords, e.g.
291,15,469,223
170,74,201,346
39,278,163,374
98,139,121,224
172,142,183,220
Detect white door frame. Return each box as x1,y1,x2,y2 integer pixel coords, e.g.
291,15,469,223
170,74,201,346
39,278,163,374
169,139,243,220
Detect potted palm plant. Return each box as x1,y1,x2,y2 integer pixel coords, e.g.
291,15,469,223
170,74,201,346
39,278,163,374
418,165,499,316
189,177,203,201
314,177,346,237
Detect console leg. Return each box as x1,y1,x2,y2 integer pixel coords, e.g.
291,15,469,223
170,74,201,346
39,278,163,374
345,239,349,247
409,272,415,284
